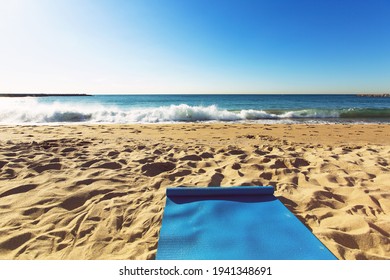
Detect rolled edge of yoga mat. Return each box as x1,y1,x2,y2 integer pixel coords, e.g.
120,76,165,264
166,186,274,197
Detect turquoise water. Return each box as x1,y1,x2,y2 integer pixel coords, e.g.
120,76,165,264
1,94,390,124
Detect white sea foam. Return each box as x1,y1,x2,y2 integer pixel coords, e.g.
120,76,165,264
279,109,340,119
0,97,345,124
0,98,100,123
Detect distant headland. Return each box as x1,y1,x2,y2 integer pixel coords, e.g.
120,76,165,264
357,94,390,97
0,93,91,97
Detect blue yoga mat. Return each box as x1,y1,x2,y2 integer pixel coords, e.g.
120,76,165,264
156,186,337,260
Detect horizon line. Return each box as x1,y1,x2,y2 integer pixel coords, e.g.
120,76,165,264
1,91,383,95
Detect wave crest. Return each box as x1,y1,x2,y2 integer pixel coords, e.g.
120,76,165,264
0,98,388,124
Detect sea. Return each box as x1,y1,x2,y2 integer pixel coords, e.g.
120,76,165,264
1,94,390,124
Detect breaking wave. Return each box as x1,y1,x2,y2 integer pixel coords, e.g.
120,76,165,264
1,97,389,124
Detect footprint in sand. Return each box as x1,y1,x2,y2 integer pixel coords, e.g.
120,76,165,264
0,232,32,250
291,158,310,168
95,162,122,170
0,160,7,169
168,169,192,181
208,172,224,187
61,147,77,153
141,162,176,177
199,152,214,159
270,159,287,169
153,149,163,155
1,168,16,178
0,184,38,198
228,149,246,155
60,194,89,211
107,151,120,158
232,163,241,170
180,155,202,161
254,149,268,156
31,163,62,173
259,172,273,180
80,159,104,168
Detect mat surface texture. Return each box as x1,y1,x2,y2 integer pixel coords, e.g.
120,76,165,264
157,186,337,260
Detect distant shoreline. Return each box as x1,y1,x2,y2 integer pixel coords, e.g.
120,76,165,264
0,93,91,97
357,93,390,97
1,93,389,97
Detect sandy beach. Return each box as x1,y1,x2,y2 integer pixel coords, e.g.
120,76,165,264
0,123,389,260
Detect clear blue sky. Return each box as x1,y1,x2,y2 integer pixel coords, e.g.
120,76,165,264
1,0,389,93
